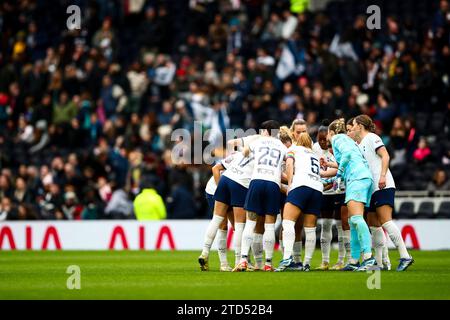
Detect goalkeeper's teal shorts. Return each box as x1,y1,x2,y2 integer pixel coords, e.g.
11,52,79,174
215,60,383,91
344,178,374,208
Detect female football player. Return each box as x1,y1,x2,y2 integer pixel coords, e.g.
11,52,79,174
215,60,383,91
234,121,288,272
313,122,346,270
289,119,308,268
321,119,376,271
277,127,303,270
276,132,323,272
347,117,391,270
352,115,414,271
204,160,235,271
199,148,254,271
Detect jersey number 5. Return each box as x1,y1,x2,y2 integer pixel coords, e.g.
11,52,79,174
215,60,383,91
311,157,320,175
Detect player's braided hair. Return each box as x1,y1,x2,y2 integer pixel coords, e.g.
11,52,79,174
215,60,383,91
329,119,346,134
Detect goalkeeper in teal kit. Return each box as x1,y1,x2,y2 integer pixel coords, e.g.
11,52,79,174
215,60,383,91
321,119,376,271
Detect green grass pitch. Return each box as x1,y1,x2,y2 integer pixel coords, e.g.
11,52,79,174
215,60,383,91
0,250,449,300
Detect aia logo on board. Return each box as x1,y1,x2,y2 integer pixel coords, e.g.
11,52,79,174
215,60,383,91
108,225,176,250
0,225,177,250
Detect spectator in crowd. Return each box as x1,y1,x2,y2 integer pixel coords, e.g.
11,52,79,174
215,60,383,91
0,0,448,220
81,187,104,220
12,177,32,204
0,175,13,199
61,191,83,220
427,169,450,192
413,137,432,164
390,117,408,167
166,182,197,219
133,179,167,221
39,183,64,220
104,182,134,219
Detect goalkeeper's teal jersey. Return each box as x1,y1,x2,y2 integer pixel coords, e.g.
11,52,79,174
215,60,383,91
331,134,373,183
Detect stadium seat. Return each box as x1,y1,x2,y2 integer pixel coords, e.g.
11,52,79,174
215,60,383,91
397,202,416,219
416,202,435,219
437,202,450,219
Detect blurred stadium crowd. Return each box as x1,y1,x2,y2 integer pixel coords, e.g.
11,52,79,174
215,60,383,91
0,0,449,221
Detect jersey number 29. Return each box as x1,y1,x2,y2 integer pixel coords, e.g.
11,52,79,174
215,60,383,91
258,147,281,168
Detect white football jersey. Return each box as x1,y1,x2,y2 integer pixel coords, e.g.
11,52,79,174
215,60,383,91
241,134,261,148
249,137,287,187
222,151,255,189
358,133,396,193
205,156,233,195
313,142,338,195
288,145,324,193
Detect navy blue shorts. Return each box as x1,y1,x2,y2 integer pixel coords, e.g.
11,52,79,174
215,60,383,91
369,188,395,212
214,176,248,208
244,180,281,216
336,193,346,206
286,186,322,216
321,195,337,212
205,192,215,217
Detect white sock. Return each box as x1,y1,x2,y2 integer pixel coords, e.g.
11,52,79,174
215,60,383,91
343,229,351,258
336,220,346,263
217,229,228,266
279,239,284,253
282,220,296,260
263,223,275,266
293,241,302,263
252,233,264,268
382,237,391,265
320,219,333,264
383,220,410,259
370,226,385,266
240,220,256,263
233,223,245,265
304,227,316,265
201,215,225,257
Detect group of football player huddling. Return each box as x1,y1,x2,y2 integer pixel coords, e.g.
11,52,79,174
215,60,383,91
199,115,414,273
